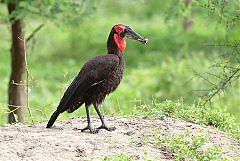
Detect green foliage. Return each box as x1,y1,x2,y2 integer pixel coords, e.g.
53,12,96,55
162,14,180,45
0,0,239,130
102,152,153,161
103,153,134,161
192,0,240,105
195,0,240,26
0,0,97,25
154,131,230,161
134,100,240,139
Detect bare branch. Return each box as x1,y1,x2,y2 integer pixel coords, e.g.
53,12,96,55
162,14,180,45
18,36,34,124
26,24,44,42
202,66,240,105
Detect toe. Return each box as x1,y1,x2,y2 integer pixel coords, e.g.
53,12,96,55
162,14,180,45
81,127,88,132
107,126,116,131
81,126,99,134
97,125,116,131
90,128,99,134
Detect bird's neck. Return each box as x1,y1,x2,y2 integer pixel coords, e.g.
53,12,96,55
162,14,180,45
108,50,122,56
107,31,125,55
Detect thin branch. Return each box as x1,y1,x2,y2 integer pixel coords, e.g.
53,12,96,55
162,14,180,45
6,105,22,114
10,80,26,86
205,72,223,80
18,36,34,124
4,105,46,124
26,24,44,42
8,104,25,108
32,109,45,122
193,71,216,87
202,66,240,105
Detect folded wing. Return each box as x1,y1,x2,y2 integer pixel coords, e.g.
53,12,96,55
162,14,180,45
56,54,120,113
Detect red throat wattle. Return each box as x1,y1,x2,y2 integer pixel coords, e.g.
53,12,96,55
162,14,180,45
114,34,126,52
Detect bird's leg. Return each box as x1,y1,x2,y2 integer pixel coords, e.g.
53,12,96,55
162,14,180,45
94,104,116,131
81,105,99,134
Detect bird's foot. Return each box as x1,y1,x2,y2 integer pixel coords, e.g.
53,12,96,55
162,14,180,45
81,126,99,134
97,125,116,131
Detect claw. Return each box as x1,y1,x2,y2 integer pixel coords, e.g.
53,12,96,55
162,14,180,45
97,125,116,131
81,126,99,134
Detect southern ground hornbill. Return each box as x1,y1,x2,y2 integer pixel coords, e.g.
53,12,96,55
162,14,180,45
46,24,148,133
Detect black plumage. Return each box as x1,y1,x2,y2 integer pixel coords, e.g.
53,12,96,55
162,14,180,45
46,24,148,133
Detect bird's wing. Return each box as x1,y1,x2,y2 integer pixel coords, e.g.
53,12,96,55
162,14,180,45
56,54,120,112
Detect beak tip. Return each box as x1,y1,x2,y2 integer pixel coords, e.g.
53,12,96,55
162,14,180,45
140,38,148,45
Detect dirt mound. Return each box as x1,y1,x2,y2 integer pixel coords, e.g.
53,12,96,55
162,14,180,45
0,117,239,160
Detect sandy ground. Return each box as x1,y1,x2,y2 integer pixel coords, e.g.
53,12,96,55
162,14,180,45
0,117,239,161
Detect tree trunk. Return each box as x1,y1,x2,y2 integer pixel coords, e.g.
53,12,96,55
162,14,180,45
183,0,192,32
7,3,26,123
183,17,192,31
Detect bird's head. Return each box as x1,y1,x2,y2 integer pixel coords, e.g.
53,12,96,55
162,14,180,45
107,24,148,54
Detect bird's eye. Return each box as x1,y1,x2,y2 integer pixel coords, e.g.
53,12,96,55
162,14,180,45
118,28,122,33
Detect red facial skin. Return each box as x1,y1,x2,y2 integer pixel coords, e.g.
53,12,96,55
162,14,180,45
113,25,126,52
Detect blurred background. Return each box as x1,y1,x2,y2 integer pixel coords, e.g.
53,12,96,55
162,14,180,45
0,0,239,125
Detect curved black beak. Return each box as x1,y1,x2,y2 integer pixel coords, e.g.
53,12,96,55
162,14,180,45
124,27,148,45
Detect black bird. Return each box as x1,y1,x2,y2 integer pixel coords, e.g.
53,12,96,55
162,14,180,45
46,24,148,133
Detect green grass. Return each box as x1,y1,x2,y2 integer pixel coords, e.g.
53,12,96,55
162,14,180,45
0,2,239,161
0,1,239,126
133,100,240,139
0,51,239,126
103,154,135,161
102,152,152,161
153,130,230,161
102,130,233,161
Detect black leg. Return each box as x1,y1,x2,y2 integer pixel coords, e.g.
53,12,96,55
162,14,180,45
81,106,99,134
94,104,116,131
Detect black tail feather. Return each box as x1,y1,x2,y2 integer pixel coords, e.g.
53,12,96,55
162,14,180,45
46,111,60,128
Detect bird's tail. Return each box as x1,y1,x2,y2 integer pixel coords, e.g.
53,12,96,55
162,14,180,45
46,111,60,128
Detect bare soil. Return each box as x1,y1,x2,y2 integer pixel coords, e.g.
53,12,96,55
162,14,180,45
0,117,239,161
